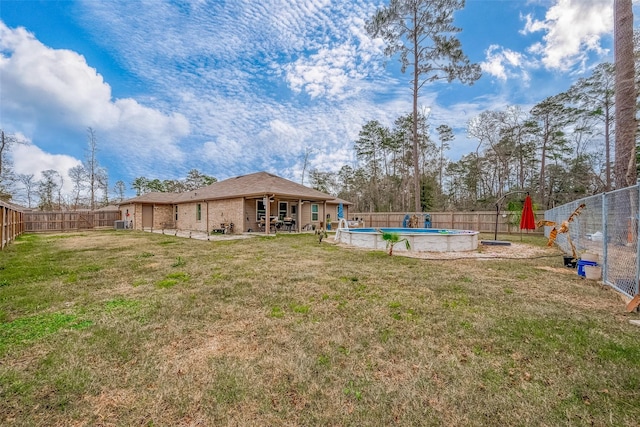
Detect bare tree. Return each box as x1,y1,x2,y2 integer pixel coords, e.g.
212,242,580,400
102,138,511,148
0,130,22,201
0,130,14,178
37,170,61,211
68,165,87,209
97,167,109,207
85,128,100,210
301,147,313,186
436,124,453,194
56,172,64,210
114,180,126,202
17,173,36,208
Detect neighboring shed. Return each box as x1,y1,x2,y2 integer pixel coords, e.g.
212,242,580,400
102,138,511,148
118,171,352,234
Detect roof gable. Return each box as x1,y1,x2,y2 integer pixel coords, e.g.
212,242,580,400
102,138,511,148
120,192,179,204
175,171,336,202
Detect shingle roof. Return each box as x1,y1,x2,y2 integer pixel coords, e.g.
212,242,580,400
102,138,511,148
328,197,353,206
119,172,348,205
120,192,181,204
96,204,120,211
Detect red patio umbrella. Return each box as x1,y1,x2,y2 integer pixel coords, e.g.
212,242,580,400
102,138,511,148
520,194,536,231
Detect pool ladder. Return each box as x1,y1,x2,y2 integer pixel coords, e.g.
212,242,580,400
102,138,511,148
335,218,349,241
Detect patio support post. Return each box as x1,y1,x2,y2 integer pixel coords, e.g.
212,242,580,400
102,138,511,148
323,202,327,229
265,195,271,235
298,199,302,232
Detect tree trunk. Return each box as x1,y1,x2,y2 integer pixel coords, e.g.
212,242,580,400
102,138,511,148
614,0,637,187
539,123,548,208
412,11,421,212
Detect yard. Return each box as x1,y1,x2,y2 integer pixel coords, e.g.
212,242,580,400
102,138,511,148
1,230,639,426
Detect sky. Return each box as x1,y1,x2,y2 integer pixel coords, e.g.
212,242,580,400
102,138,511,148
1,0,638,199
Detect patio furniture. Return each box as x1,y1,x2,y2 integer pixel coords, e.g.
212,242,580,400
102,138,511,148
283,217,295,232
270,217,281,231
212,222,234,234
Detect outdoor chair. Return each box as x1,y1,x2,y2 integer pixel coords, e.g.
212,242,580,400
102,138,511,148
283,217,294,232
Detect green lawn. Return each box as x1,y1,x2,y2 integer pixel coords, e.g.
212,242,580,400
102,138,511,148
0,230,639,426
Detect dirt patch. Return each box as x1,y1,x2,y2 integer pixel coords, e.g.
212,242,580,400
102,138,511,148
536,266,577,275
84,388,139,420
55,233,143,251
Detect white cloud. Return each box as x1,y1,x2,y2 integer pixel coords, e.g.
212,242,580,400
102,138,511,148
0,21,190,170
200,138,244,170
520,0,612,70
285,43,361,99
65,0,388,181
10,142,82,194
480,45,531,83
3,0,532,193
283,14,384,100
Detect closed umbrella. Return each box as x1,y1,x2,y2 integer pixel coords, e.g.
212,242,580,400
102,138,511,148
520,194,536,231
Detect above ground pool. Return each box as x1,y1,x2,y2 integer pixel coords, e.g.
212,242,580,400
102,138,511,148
336,227,479,253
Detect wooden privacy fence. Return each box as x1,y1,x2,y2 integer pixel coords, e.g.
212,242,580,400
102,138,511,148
24,210,121,233
350,211,545,235
1,200,25,250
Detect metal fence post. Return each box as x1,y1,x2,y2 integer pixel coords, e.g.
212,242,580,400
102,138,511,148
636,180,640,296
602,191,608,284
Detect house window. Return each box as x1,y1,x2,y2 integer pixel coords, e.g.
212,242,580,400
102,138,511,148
279,202,288,219
311,204,319,221
175,206,178,221
196,203,202,221
256,200,266,221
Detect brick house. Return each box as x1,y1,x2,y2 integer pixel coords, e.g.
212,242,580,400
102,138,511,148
118,171,351,234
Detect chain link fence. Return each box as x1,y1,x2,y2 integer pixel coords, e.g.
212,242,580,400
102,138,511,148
544,184,639,299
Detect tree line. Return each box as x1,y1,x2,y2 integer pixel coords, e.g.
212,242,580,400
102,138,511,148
0,128,216,210
308,59,638,212
130,170,216,196
0,128,111,210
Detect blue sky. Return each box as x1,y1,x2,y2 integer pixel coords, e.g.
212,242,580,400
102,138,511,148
0,0,637,198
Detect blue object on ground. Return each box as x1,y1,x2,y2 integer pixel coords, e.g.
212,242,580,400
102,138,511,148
577,259,598,277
